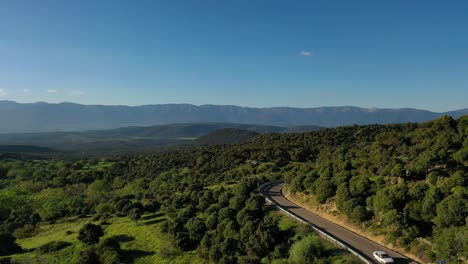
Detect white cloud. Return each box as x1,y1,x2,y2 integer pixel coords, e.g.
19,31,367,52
300,50,314,57
0,89,7,97
70,90,86,96
23,89,31,93
47,89,58,93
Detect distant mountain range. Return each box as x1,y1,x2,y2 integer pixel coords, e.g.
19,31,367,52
1,100,467,133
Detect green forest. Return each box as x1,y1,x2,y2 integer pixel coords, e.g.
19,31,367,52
0,115,466,264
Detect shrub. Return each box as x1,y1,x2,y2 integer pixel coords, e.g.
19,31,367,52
30,213,41,226
128,208,142,223
0,257,11,264
295,223,313,238
37,241,72,253
98,237,121,252
95,203,115,215
71,246,99,264
13,224,35,239
98,249,121,264
78,224,104,245
96,237,122,264
289,234,327,264
0,233,22,256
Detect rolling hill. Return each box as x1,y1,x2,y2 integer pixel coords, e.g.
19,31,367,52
0,123,321,153
193,128,260,146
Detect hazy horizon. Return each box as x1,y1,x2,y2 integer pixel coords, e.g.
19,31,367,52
1,99,467,113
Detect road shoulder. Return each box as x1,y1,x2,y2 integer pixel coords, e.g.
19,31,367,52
282,186,425,264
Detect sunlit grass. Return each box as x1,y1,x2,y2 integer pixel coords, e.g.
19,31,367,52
10,214,207,264
82,160,114,171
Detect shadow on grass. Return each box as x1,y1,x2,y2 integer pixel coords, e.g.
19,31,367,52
141,212,164,221
122,249,154,262
111,234,135,242
144,218,166,225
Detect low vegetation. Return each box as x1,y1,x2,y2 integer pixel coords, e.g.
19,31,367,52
0,115,466,263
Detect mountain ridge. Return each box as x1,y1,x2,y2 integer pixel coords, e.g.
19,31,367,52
1,100,466,133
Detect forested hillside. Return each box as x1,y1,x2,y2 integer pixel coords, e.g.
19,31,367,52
0,115,466,263
281,116,467,263
192,128,260,146
0,122,320,154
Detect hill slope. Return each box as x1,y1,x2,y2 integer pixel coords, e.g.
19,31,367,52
193,128,260,145
0,115,466,263
0,123,310,152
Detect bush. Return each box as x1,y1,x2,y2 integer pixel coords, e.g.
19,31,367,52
289,234,327,264
98,237,121,252
96,237,122,264
0,257,11,264
0,233,22,256
98,249,121,264
78,224,104,245
328,255,361,263
128,208,142,223
71,246,99,264
30,213,41,226
13,224,35,239
270,259,289,264
37,241,72,253
295,223,313,238
95,203,114,215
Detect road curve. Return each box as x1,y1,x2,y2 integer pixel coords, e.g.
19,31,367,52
260,182,418,264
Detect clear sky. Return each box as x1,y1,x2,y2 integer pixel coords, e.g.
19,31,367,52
0,0,467,111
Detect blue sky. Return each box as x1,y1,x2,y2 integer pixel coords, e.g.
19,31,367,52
0,0,467,111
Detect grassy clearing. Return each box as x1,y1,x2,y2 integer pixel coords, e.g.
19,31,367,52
82,160,114,171
103,214,207,264
205,181,239,191
11,216,91,263
17,217,89,250
10,214,207,264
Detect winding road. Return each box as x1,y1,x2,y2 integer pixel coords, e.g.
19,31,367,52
260,182,418,264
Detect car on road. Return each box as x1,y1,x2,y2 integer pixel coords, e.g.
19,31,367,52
373,251,394,263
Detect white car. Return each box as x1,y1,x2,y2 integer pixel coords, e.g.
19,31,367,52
373,251,394,263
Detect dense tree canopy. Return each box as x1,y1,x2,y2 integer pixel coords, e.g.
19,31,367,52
0,115,466,263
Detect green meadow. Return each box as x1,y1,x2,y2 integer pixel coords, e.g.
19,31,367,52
9,213,207,264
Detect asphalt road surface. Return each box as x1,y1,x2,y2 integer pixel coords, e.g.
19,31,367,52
260,182,419,264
